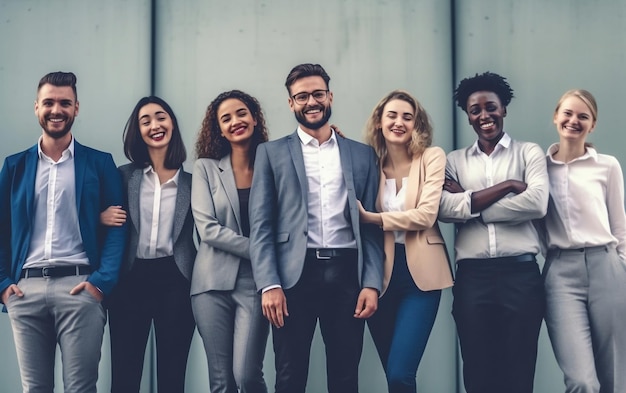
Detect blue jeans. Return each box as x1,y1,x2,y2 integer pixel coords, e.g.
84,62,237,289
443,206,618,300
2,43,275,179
367,244,441,393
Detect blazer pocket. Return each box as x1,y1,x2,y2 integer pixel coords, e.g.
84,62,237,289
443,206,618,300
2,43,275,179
426,236,445,245
276,232,290,243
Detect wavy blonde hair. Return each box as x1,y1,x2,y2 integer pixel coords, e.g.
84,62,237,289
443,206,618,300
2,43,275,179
364,89,433,162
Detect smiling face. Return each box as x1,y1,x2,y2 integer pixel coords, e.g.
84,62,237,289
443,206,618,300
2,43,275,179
380,99,416,147
288,75,333,131
138,103,173,151
553,95,595,144
217,98,257,146
466,91,506,148
35,83,79,140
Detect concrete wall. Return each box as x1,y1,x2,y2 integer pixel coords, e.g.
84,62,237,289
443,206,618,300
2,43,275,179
1,0,625,391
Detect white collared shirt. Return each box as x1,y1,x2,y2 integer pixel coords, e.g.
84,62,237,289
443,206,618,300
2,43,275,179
439,133,549,260
545,144,626,259
136,166,179,259
297,128,356,249
382,177,408,244
24,137,89,268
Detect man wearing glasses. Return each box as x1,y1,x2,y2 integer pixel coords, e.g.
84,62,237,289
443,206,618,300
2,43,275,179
250,63,383,393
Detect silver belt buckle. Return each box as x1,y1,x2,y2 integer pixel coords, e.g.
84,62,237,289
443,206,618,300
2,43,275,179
316,249,331,260
42,267,51,277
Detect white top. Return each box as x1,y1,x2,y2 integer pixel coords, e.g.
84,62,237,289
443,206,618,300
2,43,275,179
545,144,626,259
382,177,408,244
439,133,549,261
24,137,89,268
136,166,179,259
297,128,356,249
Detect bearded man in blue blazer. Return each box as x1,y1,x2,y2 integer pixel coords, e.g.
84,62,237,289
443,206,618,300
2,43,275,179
0,71,126,393
250,63,384,393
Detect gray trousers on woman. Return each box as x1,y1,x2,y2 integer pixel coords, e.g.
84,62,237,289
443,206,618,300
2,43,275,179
192,262,269,393
544,245,626,393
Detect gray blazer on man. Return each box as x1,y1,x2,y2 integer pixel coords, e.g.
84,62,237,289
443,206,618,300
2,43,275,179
190,156,250,295
118,163,196,281
249,131,384,293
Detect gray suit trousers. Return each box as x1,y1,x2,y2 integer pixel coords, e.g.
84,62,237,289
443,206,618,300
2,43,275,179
5,274,106,393
191,262,269,393
544,245,626,393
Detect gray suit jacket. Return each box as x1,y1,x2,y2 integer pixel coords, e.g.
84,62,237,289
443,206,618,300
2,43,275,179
249,131,384,292
118,164,196,281
190,156,250,295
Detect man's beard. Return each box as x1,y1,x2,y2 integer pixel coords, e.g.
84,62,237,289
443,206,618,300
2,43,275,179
40,116,74,139
294,105,332,130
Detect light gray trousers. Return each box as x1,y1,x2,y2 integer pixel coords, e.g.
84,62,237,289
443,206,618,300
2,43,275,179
5,274,106,393
191,262,269,393
544,245,626,393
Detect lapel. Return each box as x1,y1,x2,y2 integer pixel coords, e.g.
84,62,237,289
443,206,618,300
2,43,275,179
172,170,191,243
287,131,308,204
128,168,142,236
218,155,242,231
24,145,39,222
337,135,354,193
73,141,87,213
405,153,423,210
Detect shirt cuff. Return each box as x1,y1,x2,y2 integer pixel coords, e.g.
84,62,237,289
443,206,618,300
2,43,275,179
262,284,282,293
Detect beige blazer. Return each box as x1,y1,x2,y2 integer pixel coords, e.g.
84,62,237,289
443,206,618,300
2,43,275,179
378,146,454,294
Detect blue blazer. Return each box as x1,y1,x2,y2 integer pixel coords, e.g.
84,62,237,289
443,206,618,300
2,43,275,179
249,131,384,292
0,140,126,297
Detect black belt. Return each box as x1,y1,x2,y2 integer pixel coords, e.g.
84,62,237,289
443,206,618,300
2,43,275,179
459,253,536,264
20,266,91,278
306,248,357,260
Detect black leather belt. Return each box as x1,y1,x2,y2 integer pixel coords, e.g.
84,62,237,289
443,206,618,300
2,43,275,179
306,248,357,260
20,266,92,278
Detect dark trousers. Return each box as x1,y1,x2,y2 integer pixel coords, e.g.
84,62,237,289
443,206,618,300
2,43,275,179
452,256,544,393
109,256,196,393
368,244,441,393
272,250,364,393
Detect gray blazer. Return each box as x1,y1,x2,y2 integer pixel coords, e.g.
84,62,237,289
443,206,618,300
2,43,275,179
118,163,196,280
190,156,250,295
249,131,384,292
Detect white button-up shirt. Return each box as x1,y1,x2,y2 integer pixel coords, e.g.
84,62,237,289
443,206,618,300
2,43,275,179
24,137,89,268
297,128,356,249
136,166,178,259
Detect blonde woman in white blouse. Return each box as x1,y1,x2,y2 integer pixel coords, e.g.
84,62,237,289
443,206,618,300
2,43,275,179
358,90,453,392
543,89,626,393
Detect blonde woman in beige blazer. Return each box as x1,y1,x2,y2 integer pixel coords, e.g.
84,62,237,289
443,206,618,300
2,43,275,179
191,90,269,393
358,90,453,393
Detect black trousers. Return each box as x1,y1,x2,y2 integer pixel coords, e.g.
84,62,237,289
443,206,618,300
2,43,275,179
272,250,364,393
108,256,196,393
452,256,545,393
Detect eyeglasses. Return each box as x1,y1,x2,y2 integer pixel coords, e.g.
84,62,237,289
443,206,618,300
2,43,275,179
291,90,329,105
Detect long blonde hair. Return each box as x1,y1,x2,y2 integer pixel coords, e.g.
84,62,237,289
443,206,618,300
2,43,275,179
364,90,433,162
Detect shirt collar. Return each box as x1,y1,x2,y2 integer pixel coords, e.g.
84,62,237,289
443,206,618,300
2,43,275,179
37,135,75,160
143,165,180,185
297,127,337,147
469,132,511,155
546,143,598,164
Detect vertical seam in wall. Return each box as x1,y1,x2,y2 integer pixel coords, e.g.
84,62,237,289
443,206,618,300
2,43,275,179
150,0,157,95
450,0,458,152
450,3,461,393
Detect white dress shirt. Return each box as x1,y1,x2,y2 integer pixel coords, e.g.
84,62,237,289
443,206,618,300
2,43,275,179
24,137,89,268
382,177,408,244
136,166,178,259
545,144,626,259
439,133,549,261
297,128,356,249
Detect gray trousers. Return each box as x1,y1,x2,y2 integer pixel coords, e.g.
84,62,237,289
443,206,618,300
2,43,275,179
544,245,626,393
5,274,106,393
191,262,269,393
